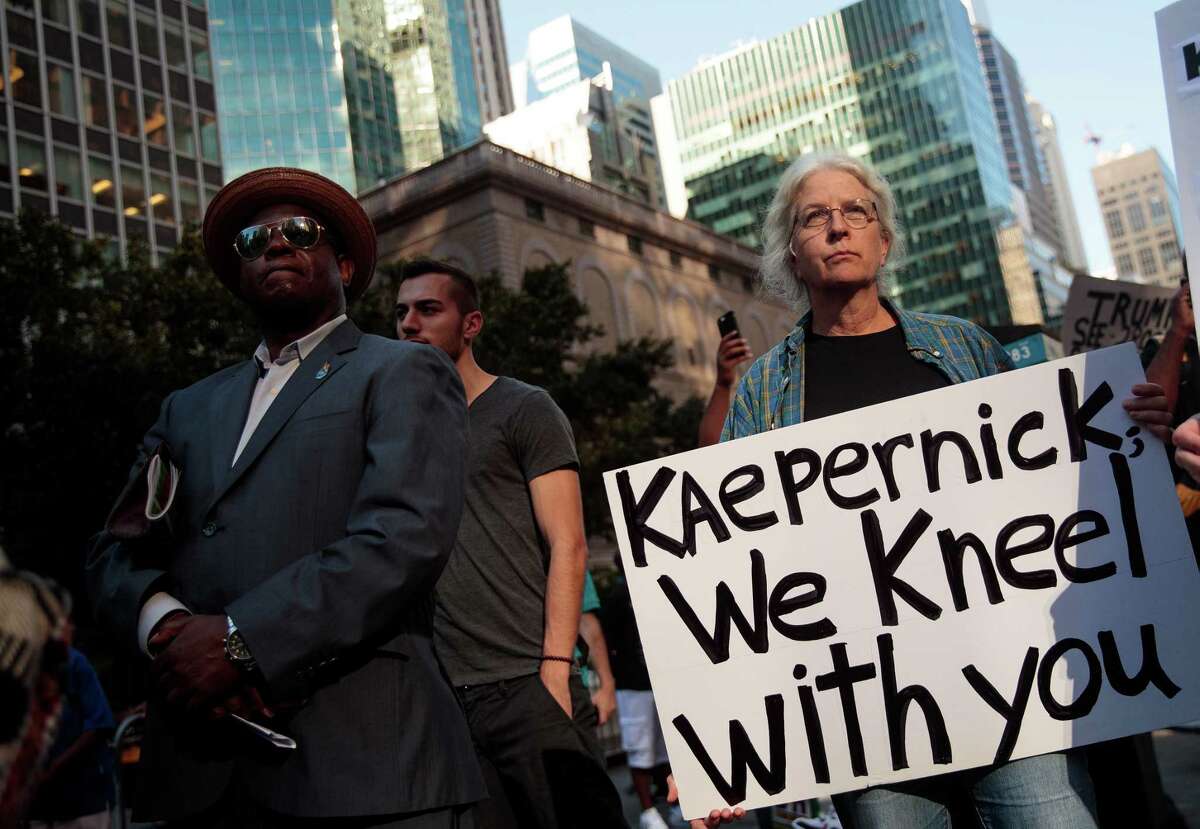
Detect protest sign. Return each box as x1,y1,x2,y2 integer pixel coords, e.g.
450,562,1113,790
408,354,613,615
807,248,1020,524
1061,274,1176,354
604,343,1200,818
1158,0,1200,337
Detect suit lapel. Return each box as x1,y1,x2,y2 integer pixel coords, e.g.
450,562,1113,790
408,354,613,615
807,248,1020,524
207,321,363,511
208,360,259,490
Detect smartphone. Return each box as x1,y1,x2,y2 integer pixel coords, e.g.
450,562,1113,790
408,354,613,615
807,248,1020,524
717,310,739,338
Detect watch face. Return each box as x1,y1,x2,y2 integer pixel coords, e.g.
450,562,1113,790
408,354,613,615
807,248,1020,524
227,631,253,662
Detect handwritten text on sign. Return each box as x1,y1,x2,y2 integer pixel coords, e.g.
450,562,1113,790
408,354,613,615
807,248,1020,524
1061,274,1176,355
603,344,1200,818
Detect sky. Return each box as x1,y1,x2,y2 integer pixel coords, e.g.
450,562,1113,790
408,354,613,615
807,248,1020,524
498,0,1177,277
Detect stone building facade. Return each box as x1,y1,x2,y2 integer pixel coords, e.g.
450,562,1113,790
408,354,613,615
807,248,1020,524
359,139,795,400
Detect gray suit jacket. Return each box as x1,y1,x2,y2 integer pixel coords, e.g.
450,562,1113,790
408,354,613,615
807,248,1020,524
86,321,485,820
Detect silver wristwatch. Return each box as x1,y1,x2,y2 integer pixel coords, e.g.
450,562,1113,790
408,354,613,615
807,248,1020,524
224,615,257,672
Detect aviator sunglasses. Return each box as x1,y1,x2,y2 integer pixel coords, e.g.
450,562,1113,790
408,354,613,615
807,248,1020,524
233,216,328,261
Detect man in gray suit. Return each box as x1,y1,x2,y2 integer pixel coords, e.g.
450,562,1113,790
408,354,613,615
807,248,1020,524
87,168,484,827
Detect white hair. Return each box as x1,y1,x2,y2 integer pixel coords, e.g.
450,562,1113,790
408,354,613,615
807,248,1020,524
759,151,906,308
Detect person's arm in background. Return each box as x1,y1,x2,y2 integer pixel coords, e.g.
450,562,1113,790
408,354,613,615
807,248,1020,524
698,332,752,447
1145,280,1194,414
579,612,615,725
530,468,589,716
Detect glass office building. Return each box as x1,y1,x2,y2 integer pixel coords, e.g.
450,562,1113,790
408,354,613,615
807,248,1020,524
210,0,403,194
0,0,221,260
656,0,1018,324
387,0,481,172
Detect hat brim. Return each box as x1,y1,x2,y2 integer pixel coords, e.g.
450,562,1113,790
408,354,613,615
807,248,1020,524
202,168,377,304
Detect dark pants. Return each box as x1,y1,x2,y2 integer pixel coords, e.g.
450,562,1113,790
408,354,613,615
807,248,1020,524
457,672,627,829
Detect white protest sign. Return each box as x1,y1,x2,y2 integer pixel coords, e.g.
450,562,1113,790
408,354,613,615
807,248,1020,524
1158,0,1200,337
1061,274,1176,355
604,343,1200,819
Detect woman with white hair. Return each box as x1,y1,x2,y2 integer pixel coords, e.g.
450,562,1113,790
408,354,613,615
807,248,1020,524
681,152,1173,829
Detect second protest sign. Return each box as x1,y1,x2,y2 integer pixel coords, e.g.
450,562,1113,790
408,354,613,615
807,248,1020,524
604,343,1200,818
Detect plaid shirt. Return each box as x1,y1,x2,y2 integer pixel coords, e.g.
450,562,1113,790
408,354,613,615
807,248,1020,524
720,299,1016,440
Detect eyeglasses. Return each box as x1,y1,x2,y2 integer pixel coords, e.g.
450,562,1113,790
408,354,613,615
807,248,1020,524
233,216,327,261
794,199,879,230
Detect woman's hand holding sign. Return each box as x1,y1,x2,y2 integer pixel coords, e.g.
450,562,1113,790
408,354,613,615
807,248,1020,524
1121,382,1172,443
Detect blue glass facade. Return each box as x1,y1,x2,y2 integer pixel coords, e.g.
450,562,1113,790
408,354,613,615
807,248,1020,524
210,0,357,191
669,0,1019,324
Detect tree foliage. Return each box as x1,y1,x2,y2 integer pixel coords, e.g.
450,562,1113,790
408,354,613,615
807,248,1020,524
0,211,256,597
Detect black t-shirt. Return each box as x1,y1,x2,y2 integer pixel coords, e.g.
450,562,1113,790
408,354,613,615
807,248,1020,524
803,323,950,420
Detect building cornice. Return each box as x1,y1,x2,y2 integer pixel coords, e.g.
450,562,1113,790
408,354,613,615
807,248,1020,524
360,140,762,275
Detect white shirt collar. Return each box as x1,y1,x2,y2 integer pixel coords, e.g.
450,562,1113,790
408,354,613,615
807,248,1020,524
253,314,348,370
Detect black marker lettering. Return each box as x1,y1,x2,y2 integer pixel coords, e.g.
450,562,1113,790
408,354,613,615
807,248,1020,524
962,647,1038,764
1008,411,1057,471
775,448,821,526
938,528,1004,611
1058,370,1122,462
878,633,952,769
616,467,685,566
921,429,982,493
861,508,942,626
823,442,881,510
995,515,1057,590
1099,624,1181,699
657,548,768,664
769,571,837,641
872,433,915,502
680,471,732,555
1037,638,1102,720
815,642,877,777
672,694,787,806
719,465,779,532
1054,510,1116,583
978,404,1004,480
1109,452,1147,578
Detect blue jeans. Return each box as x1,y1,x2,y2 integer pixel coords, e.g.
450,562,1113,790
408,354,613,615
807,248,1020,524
832,751,1097,829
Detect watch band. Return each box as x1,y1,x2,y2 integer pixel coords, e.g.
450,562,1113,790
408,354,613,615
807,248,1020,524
224,615,257,672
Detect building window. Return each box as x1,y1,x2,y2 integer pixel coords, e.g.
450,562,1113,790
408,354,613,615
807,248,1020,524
163,21,187,73
0,131,10,182
627,234,643,255
16,135,47,191
77,0,101,37
708,262,720,282
43,0,70,26
1150,198,1168,224
1104,209,1125,239
524,198,544,222
172,104,194,156
1116,253,1135,278
190,31,211,81
54,146,83,200
113,85,138,137
149,171,172,225
1161,240,1180,266
1137,247,1158,277
89,155,115,207
46,64,77,120
1127,203,1146,233
578,218,594,237
136,10,160,61
9,49,41,108
143,93,167,146
120,162,144,215
178,179,199,224
82,74,108,128
199,111,218,162
106,1,131,49
669,250,682,268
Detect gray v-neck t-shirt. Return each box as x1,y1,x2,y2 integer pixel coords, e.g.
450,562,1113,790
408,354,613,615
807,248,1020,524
433,376,579,686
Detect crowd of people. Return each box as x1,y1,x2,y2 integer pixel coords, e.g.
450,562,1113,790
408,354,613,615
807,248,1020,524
7,148,1197,829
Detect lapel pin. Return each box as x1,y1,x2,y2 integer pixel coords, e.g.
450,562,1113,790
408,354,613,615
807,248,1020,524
315,361,331,380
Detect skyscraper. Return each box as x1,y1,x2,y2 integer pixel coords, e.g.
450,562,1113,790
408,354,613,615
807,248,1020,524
484,67,662,207
0,0,221,261
210,0,400,194
211,0,491,192
654,0,1018,324
464,0,512,124
509,16,661,174
1092,147,1185,286
387,0,482,173
1027,96,1088,271
973,24,1062,261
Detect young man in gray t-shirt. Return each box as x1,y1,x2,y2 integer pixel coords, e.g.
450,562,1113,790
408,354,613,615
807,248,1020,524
395,260,627,829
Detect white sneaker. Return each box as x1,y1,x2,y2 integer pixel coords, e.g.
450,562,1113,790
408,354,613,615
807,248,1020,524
640,806,670,829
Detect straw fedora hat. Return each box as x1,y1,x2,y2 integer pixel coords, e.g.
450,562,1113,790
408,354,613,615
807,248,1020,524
202,167,377,303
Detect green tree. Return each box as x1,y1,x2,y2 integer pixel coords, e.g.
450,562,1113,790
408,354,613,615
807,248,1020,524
358,261,704,539
0,211,256,597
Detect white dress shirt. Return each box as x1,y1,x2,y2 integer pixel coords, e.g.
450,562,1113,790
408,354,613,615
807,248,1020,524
136,314,349,655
